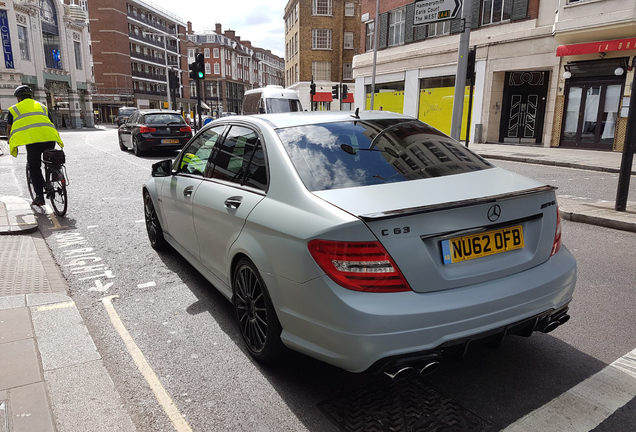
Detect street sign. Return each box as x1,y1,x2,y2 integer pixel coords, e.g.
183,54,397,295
414,0,462,25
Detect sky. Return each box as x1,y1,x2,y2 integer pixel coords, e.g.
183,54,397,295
144,0,289,58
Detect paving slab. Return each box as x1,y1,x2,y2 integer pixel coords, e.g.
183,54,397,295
44,360,137,432
26,293,73,307
0,295,25,311
30,302,101,371
9,382,55,432
0,339,41,391
0,307,33,344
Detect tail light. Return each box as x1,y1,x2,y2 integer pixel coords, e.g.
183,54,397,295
139,126,157,133
550,207,562,256
308,240,411,293
180,126,192,133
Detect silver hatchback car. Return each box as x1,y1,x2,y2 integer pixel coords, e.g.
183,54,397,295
143,111,576,374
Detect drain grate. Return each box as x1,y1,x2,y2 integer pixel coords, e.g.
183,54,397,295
318,375,494,432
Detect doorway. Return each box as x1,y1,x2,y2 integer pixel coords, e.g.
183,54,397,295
499,71,549,144
561,78,623,150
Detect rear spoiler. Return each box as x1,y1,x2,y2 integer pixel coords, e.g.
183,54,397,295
359,185,558,222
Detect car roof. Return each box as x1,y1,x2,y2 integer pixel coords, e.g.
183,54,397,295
245,86,299,100
210,110,416,130
137,110,183,115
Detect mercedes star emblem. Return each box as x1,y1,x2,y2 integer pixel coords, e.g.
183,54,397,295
487,204,501,222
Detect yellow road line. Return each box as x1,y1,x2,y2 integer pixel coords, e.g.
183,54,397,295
35,301,75,312
100,295,193,432
45,204,63,229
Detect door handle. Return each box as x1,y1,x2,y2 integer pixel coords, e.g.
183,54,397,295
183,186,194,197
224,197,242,210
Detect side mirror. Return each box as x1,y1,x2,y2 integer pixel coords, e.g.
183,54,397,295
258,107,266,114
151,159,173,177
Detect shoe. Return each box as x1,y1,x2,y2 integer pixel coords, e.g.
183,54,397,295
31,195,45,206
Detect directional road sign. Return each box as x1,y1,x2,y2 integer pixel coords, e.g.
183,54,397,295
414,0,462,25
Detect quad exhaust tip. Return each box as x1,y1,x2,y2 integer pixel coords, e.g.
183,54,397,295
384,359,441,380
541,313,571,334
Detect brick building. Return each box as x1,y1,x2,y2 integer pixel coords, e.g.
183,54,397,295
186,23,284,116
284,0,360,111
85,0,192,122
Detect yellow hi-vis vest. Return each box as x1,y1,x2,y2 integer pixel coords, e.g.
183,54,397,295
8,99,63,157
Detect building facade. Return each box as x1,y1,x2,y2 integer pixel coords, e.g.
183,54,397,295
353,0,635,151
186,23,283,116
284,0,360,111
0,0,94,128
85,0,191,123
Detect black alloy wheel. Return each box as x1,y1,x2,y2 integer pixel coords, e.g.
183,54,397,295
144,192,167,250
233,258,284,361
132,136,144,156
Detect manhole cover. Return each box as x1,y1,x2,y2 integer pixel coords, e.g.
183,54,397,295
318,375,494,432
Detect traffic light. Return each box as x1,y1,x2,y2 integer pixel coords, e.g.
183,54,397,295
466,47,476,84
331,84,339,100
189,61,196,80
342,84,348,100
169,71,178,90
196,53,205,80
310,79,316,96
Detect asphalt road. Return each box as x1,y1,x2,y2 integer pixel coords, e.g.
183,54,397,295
24,129,636,431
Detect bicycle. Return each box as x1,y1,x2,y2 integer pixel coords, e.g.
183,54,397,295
26,149,69,216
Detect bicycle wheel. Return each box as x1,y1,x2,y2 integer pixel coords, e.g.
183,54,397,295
49,167,68,216
25,163,36,200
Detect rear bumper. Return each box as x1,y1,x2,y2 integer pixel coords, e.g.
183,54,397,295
267,245,577,373
138,136,190,151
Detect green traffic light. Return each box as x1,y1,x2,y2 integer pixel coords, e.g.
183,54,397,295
198,72,204,78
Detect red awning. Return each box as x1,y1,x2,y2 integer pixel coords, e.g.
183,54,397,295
312,92,332,102
557,37,636,57
342,93,354,103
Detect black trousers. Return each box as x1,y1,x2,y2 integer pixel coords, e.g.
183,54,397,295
26,142,56,197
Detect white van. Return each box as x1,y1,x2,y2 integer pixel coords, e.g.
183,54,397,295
242,85,303,115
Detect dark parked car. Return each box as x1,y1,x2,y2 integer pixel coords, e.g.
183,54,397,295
116,107,137,126
0,111,8,136
118,110,192,156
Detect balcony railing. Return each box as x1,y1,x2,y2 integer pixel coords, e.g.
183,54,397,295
132,70,166,82
127,10,171,34
133,88,167,97
130,50,165,64
128,31,164,49
166,44,178,53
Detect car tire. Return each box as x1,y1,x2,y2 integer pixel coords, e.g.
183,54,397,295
132,136,144,156
143,192,168,250
233,258,285,362
118,134,127,151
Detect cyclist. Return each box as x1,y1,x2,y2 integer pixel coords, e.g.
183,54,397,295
8,85,64,206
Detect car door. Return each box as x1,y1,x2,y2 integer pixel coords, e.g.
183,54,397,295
119,111,137,148
193,124,268,282
160,125,226,259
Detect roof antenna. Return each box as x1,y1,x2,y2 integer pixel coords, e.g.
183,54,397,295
350,107,360,119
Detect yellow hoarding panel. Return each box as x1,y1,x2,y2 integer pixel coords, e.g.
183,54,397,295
365,91,404,113
418,87,473,140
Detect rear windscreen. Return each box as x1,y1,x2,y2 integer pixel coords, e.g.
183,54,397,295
276,120,493,191
119,109,136,115
143,114,185,125
266,98,302,113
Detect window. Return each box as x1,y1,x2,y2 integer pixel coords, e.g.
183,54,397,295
345,2,355,16
312,29,332,50
74,41,82,69
188,48,195,59
40,0,62,69
427,21,450,37
214,63,220,74
312,61,331,81
343,63,352,80
388,9,406,46
213,48,219,58
295,33,298,54
481,0,512,25
344,32,354,49
178,127,225,176
366,21,375,52
18,26,30,61
204,48,210,58
209,126,267,190
312,0,332,15
205,62,211,74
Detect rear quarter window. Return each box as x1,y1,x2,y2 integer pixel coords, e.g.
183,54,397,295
276,120,493,191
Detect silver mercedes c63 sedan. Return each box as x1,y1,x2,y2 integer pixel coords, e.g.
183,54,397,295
142,111,577,375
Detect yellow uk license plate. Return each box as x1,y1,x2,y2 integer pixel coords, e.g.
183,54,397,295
441,225,524,264
162,139,179,144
